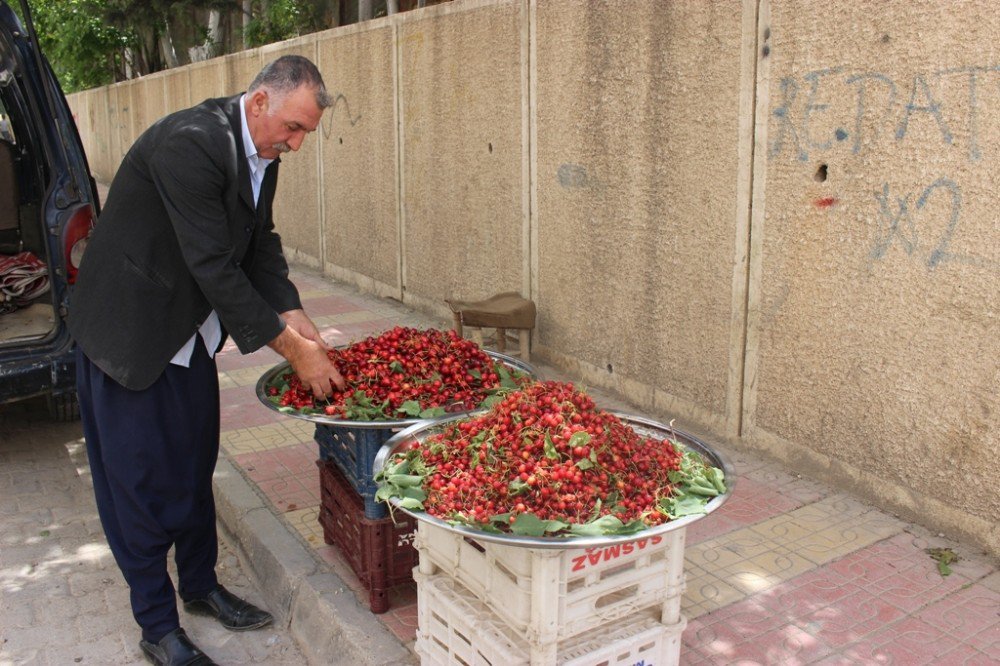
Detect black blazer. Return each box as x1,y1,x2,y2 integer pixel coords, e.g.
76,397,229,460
68,94,302,390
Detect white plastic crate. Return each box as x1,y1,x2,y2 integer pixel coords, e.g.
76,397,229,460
414,570,685,666
414,522,686,644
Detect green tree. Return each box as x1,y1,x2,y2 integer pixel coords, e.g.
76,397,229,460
16,0,130,92
242,0,327,48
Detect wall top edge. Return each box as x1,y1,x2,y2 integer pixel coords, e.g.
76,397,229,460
72,0,522,96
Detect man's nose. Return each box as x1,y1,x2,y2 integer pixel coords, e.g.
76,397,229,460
288,132,306,151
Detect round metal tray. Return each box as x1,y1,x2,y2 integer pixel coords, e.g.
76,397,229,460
255,349,536,428
373,411,735,549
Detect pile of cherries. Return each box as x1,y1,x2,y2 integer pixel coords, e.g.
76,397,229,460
409,381,687,528
267,326,524,420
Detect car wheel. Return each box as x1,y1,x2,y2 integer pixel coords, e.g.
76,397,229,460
46,391,80,421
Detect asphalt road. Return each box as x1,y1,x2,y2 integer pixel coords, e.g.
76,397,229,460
0,395,308,666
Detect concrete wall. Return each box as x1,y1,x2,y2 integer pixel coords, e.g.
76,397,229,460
745,0,1000,556
66,0,999,558
318,21,400,298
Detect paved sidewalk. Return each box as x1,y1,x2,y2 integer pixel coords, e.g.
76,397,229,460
2,264,998,665
213,266,999,665
0,399,306,665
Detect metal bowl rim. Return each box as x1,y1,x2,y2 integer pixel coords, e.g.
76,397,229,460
254,349,536,428
372,410,735,549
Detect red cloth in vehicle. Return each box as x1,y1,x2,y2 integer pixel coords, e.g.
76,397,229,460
0,251,49,311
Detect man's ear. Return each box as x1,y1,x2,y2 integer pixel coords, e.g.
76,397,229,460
248,89,269,117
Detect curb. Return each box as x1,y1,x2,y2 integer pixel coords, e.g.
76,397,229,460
213,457,417,665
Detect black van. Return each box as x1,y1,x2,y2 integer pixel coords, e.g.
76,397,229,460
0,0,98,419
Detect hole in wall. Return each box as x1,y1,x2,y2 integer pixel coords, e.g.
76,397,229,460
814,164,828,183
338,137,343,144
488,142,493,153
607,363,613,373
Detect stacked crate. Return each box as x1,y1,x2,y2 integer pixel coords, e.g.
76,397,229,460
315,423,417,613
412,520,688,665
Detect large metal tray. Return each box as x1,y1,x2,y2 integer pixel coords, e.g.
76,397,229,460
373,411,734,549
255,349,535,428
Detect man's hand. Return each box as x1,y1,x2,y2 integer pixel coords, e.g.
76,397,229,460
280,309,328,349
268,318,345,398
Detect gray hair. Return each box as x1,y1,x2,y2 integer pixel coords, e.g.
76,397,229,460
248,55,332,109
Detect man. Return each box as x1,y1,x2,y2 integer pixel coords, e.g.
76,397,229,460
68,56,344,666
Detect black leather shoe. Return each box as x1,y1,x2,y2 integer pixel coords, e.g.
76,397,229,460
183,584,274,631
139,628,217,666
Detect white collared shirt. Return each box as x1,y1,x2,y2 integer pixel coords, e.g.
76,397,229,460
169,94,273,367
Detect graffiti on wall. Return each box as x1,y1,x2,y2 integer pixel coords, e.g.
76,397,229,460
769,65,1000,163
769,65,1000,270
321,92,363,144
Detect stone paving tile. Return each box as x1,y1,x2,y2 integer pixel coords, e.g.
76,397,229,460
381,583,419,644
754,566,863,619
204,266,1000,665
682,597,837,664
232,441,320,513
216,346,283,372
982,571,1000,594
687,475,804,546
840,616,963,665
868,566,975,614
931,644,1000,666
221,365,274,388
220,421,311,456
220,393,284,431
799,585,909,648
313,309,389,327
682,560,752,618
0,398,307,666
299,293,368,316
914,582,1000,647
318,318,399,344
284,505,326,550
741,464,832,506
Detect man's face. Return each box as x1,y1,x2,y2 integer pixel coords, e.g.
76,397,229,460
246,85,324,160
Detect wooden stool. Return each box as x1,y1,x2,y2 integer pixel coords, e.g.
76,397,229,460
446,292,536,360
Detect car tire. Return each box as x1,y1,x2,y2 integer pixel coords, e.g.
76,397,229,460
46,391,80,421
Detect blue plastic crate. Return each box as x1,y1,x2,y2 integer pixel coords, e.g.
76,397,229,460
314,423,404,519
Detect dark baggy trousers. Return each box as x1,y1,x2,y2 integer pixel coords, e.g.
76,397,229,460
76,340,220,643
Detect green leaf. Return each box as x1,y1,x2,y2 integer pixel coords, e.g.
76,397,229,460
419,407,447,418
567,431,591,449
925,548,958,577
575,458,595,470
706,466,727,493
543,434,559,460
509,478,529,496
399,486,427,502
687,482,720,497
387,473,424,488
396,400,423,416
479,394,505,409
569,515,625,536
396,497,425,510
497,363,521,389
389,360,405,373
659,494,709,519
510,513,567,537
